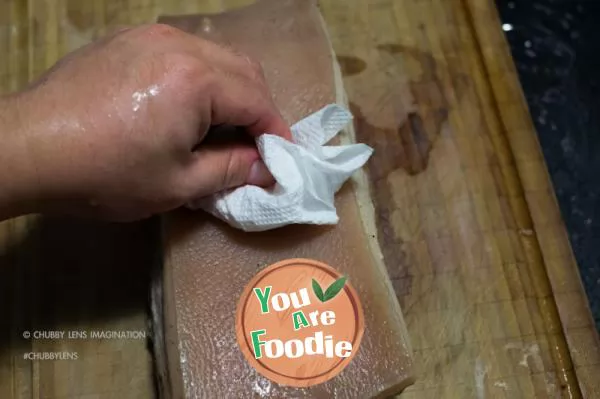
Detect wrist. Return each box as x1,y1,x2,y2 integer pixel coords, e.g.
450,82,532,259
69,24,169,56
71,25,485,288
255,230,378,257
0,93,42,220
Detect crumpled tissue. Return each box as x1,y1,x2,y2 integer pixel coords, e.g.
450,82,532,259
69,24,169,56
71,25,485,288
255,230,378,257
188,104,373,232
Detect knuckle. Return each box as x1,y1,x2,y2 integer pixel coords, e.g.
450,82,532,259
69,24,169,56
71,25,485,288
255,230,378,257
163,53,207,83
140,23,181,39
164,53,197,72
247,57,266,81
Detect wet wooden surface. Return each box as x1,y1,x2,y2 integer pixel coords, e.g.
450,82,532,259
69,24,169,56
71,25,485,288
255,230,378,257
0,0,599,398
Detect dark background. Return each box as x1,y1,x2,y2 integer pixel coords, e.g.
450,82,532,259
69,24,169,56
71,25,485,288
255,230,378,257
496,0,600,331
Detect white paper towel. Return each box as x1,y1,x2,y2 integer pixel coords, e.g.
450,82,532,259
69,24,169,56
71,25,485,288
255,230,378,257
189,104,373,232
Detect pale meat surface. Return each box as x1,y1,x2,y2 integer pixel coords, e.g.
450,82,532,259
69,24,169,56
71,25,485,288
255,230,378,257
158,0,414,397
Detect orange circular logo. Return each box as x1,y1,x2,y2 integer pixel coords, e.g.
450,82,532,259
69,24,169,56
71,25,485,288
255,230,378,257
236,258,364,387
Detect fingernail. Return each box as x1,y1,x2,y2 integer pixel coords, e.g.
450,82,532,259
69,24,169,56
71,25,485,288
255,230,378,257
247,160,274,187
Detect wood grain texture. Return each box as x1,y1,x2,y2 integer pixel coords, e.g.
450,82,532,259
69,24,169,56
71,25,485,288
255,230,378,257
464,1,600,396
0,216,157,399
0,0,598,398
317,0,600,397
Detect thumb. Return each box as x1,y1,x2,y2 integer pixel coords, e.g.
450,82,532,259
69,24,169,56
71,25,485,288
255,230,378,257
183,144,274,199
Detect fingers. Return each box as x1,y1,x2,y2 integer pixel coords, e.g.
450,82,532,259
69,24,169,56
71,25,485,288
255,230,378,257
181,144,274,199
176,33,293,141
145,26,292,141
206,74,293,141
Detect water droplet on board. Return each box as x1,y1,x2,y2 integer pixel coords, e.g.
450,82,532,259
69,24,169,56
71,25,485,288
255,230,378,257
201,17,213,33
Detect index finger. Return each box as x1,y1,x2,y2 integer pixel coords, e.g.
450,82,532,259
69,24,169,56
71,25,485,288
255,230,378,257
206,73,293,141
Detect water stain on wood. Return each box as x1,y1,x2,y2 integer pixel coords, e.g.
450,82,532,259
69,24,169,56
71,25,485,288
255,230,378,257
380,43,449,175
371,175,413,302
346,45,452,300
398,112,433,175
350,102,405,180
336,55,367,76
349,45,449,179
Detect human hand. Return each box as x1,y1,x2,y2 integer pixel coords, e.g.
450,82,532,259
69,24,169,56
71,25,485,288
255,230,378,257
2,24,290,221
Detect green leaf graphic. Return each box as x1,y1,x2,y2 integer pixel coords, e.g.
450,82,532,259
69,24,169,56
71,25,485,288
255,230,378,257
323,276,348,302
312,279,325,302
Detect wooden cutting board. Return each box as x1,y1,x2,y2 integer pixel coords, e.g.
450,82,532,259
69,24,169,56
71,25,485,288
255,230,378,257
1,0,599,398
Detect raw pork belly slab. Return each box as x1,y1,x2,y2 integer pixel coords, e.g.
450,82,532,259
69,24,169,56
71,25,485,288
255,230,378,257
152,1,414,397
